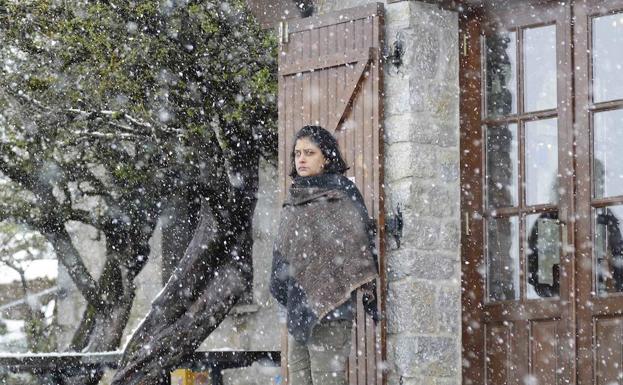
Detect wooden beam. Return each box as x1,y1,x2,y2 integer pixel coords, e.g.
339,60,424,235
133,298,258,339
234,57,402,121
278,48,371,75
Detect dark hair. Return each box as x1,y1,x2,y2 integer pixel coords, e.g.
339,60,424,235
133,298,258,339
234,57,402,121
289,125,349,178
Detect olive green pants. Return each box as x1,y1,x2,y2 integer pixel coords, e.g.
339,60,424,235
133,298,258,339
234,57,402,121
287,319,352,385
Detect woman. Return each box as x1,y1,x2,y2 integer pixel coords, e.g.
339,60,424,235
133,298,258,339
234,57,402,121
270,125,379,385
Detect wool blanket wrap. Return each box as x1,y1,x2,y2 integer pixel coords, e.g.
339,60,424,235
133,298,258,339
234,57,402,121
270,173,378,344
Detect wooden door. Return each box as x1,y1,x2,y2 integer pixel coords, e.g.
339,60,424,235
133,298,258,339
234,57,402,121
574,1,623,384
276,3,386,385
460,1,575,384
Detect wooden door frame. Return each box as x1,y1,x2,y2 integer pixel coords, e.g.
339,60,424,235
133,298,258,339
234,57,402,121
459,8,486,384
460,1,575,383
574,1,623,384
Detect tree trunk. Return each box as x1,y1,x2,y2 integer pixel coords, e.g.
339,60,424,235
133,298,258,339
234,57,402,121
112,263,245,385
111,168,258,385
59,257,138,385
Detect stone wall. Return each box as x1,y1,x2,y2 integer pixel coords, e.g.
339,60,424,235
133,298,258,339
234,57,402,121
317,1,461,384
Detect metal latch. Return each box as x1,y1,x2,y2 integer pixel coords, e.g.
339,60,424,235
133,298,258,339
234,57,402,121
278,21,289,44
464,211,471,236
386,204,403,248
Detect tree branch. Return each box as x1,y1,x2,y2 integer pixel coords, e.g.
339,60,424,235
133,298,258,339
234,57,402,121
42,228,103,310
12,90,184,137
0,143,40,192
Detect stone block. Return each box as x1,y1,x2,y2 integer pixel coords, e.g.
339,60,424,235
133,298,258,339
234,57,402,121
385,142,414,182
316,0,372,13
430,85,460,119
437,149,460,183
384,113,413,145
393,335,459,378
385,178,413,219
387,280,416,334
387,249,457,282
386,373,403,385
410,116,440,145
387,280,439,334
410,182,457,217
406,4,459,116
437,285,461,335
406,28,439,84
439,220,460,251
385,73,412,115
412,77,459,117
436,120,459,147
398,376,459,385
386,2,411,30
404,217,440,250
411,145,437,179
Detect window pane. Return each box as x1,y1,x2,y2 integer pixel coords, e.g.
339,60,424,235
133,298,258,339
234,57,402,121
593,13,623,103
594,109,623,198
526,212,560,299
595,206,623,295
486,123,518,208
524,25,557,112
485,31,517,117
525,118,558,206
487,216,519,302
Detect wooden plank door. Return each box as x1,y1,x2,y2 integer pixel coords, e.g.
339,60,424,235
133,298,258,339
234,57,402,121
276,3,386,385
460,1,575,384
574,1,623,384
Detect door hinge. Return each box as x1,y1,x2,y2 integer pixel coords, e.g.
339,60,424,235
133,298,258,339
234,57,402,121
278,21,289,44
464,211,471,236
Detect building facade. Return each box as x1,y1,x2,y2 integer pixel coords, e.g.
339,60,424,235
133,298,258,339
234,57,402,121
57,0,623,384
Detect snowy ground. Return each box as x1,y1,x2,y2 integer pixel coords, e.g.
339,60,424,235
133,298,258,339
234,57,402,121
0,319,26,352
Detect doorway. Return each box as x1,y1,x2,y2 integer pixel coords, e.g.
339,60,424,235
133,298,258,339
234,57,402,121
460,1,623,384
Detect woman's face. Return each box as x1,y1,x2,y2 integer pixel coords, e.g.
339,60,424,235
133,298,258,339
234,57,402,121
294,137,326,177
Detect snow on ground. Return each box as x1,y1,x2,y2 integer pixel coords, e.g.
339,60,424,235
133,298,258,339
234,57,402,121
0,319,26,352
0,259,57,284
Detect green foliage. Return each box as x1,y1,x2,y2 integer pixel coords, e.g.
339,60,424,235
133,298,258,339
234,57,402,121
0,0,278,229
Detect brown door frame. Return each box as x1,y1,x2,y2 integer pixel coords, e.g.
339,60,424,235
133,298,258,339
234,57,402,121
574,1,623,384
460,1,575,383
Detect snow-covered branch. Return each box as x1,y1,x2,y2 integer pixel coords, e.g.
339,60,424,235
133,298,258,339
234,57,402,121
12,91,183,138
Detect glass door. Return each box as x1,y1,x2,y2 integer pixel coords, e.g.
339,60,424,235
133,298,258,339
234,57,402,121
574,2,623,384
461,1,574,383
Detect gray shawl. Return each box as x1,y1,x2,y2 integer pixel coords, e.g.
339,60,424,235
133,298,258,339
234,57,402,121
270,173,378,343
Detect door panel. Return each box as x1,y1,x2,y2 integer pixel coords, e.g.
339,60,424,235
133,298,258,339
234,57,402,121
594,317,623,385
464,1,623,385
575,1,623,384
530,319,561,384
461,1,573,385
485,322,513,385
